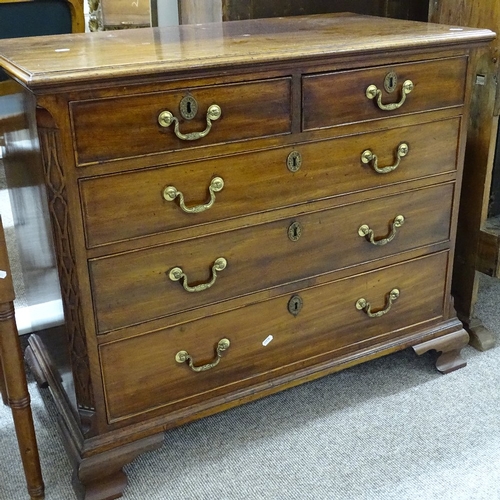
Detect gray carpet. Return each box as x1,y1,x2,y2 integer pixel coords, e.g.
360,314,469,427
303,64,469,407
1,273,499,500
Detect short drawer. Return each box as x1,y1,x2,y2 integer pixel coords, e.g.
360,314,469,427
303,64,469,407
70,78,292,165
81,117,460,247
90,183,454,333
303,57,466,130
99,251,449,422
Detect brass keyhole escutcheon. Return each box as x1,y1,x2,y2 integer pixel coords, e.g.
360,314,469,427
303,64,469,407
179,95,198,120
288,295,303,316
288,221,302,242
384,71,398,93
286,151,302,172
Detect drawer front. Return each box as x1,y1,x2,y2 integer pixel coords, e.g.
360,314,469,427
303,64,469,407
90,183,453,333
71,78,292,165
303,57,466,130
100,251,448,422
81,117,460,247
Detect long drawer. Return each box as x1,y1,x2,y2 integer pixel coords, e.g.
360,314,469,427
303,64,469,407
70,78,292,165
302,57,466,130
99,251,449,423
80,117,460,247
90,183,454,333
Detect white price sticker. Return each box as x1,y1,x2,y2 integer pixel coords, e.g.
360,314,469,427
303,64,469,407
262,335,273,346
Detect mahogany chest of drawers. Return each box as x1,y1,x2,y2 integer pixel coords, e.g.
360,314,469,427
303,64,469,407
0,14,494,500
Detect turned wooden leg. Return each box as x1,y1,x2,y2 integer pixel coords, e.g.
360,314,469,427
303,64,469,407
413,329,470,374
0,344,9,406
0,302,45,500
0,218,45,500
68,433,164,500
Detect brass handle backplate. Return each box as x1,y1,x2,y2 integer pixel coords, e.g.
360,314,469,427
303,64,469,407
366,79,414,111
175,338,230,372
361,143,409,174
358,215,405,246
158,104,221,141
163,177,224,213
356,288,400,318
169,257,227,293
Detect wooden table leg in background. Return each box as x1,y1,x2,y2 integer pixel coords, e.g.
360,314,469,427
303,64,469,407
0,343,9,405
0,218,44,500
429,0,499,351
452,48,498,352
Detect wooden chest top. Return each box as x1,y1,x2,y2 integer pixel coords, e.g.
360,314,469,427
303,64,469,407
0,14,494,89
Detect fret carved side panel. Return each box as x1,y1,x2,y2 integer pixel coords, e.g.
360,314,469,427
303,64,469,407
38,126,95,413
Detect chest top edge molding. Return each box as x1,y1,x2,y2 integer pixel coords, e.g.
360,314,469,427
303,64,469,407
0,14,494,91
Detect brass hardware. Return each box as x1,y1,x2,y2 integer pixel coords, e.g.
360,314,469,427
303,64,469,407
288,221,302,242
355,288,400,318
366,79,414,111
384,71,398,93
163,176,224,213
358,215,405,246
288,295,303,316
169,257,227,293
175,338,230,372
179,95,198,120
286,151,302,172
158,104,221,141
361,142,409,174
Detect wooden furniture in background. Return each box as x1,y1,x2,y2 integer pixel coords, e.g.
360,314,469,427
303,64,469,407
88,0,151,31
0,216,44,500
0,15,493,500
178,0,222,24
429,1,500,350
177,0,428,23
99,0,428,31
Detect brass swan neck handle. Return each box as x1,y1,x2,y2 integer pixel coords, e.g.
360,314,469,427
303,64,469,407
175,338,230,372
163,177,224,214
366,80,414,111
358,215,405,246
158,104,222,141
356,288,400,318
361,143,409,174
169,257,227,293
